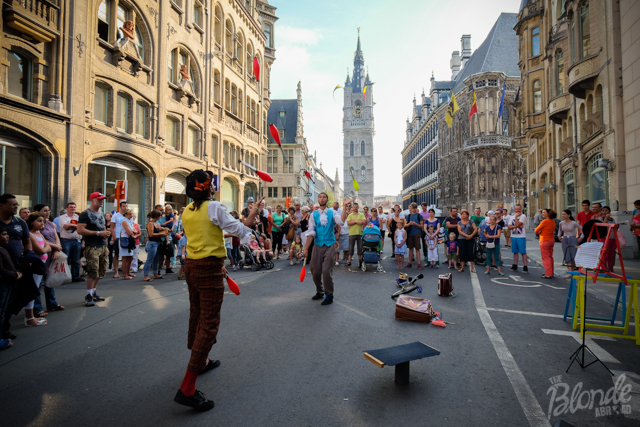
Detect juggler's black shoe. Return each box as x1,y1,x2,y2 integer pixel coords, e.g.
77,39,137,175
174,389,214,411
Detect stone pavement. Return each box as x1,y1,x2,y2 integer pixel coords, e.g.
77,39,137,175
517,235,640,308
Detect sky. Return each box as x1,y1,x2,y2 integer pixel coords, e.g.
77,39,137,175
268,0,521,197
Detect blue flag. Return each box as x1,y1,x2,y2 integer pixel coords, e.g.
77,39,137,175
498,78,507,119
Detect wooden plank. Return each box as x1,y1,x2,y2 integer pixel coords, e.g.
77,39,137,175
364,352,385,368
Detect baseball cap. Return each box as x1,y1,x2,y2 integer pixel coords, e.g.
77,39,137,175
90,192,107,200
247,197,255,203
488,210,495,215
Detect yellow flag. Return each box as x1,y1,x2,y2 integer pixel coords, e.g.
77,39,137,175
445,91,459,128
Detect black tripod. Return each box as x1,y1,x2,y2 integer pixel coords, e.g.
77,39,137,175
566,267,613,375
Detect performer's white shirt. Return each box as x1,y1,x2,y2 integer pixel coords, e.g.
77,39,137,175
206,201,253,244
306,206,345,238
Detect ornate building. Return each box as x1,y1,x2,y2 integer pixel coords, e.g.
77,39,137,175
343,31,374,207
516,0,636,257
0,0,277,219
401,13,525,214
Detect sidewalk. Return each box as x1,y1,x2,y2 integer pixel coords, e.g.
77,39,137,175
513,235,640,307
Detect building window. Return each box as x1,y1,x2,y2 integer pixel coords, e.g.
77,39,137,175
350,141,354,156
279,110,285,118
251,100,256,128
231,84,237,115
211,135,218,164
502,106,509,135
268,187,278,198
361,165,366,180
8,51,32,101
282,187,293,198
135,27,145,63
136,102,148,138
224,79,230,111
556,50,564,96
531,27,540,56
246,43,254,77
279,129,284,140
587,153,607,206
116,93,130,132
223,141,229,166
222,178,237,212
168,48,198,95
214,6,222,45
165,116,179,148
564,169,575,213
187,126,198,156
236,32,244,65
267,149,278,173
98,0,111,42
264,24,272,48
533,80,542,113
213,70,221,104
361,141,365,156
116,4,128,33
193,1,203,29
284,150,293,173
225,19,233,55
94,83,109,124
579,3,590,59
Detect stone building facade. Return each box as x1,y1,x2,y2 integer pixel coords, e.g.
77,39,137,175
343,32,374,207
516,0,637,257
401,13,525,215
0,0,277,221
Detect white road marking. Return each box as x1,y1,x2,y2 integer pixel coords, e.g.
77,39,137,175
541,329,620,364
486,308,564,318
335,301,377,320
471,271,550,427
490,275,565,290
612,370,640,420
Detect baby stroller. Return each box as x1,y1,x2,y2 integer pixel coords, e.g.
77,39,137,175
361,224,383,272
237,231,274,272
474,237,487,266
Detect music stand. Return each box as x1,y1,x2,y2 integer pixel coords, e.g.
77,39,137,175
566,240,613,375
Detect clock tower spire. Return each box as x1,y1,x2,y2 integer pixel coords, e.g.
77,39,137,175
343,29,374,206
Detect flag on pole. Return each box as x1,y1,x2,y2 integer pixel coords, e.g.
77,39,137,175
445,92,459,128
468,90,478,121
497,78,507,119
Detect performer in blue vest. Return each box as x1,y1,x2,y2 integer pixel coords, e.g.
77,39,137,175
303,193,350,305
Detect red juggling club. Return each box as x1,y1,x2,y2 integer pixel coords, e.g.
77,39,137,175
253,57,260,82
225,274,240,295
299,257,307,282
268,123,287,163
239,160,273,182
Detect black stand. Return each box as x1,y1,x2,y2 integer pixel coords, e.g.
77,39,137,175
395,362,410,385
566,268,613,376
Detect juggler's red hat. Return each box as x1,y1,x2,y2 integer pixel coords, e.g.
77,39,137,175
90,192,107,200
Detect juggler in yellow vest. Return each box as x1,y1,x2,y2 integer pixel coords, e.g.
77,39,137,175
181,200,226,259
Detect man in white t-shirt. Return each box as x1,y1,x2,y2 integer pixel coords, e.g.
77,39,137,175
59,202,84,282
502,209,512,247
109,201,128,278
378,206,388,252
507,204,528,273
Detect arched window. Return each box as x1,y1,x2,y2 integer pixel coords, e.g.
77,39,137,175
361,141,365,156
238,89,243,119
533,80,542,113
595,85,603,116
8,50,32,101
168,47,199,97
193,1,203,28
214,6,222,46
531,27,540,56
224,79,230,111
586,94,594,116
135,27,145,63
502,104,509,135
136,101,149,138
587,153,607,205
361,165,366,180
579,2,590,58
231,84,237,115
225,19,233,55
579,103,586,141
236,32,244,65
556,50,564,95
350,141,354,156
564,168,575,212
165,116,179,148
246,43,254,77
223,141,229,166
213,70,221,104
251,100,256,127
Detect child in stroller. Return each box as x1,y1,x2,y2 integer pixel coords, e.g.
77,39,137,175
361,223,383,272
238,231,275,271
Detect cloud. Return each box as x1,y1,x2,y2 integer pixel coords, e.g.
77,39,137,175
276,25,324,46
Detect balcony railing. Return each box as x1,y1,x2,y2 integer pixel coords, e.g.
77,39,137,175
463,135,513,150
5,0,60,42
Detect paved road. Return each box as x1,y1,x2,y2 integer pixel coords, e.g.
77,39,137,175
1,247,639,426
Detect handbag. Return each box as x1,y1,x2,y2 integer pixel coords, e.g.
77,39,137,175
44,252,72,288
486,242,495,249
286,226,295,241
120,236,130,248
